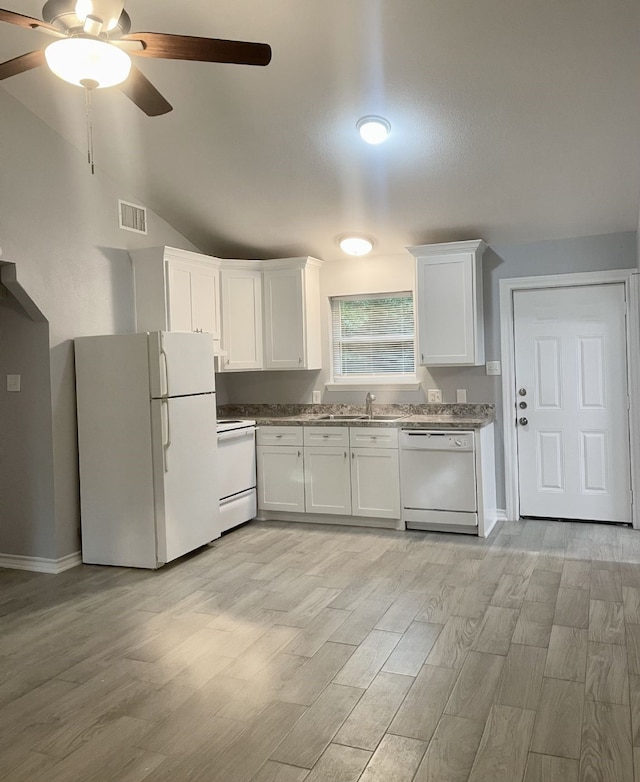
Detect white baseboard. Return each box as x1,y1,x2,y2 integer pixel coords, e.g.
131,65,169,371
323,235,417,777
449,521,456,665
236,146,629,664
495,509,509,522
0,550,82,574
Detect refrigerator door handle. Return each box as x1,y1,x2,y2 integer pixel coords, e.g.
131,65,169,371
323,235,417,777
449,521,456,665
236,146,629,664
159,346,169,397
162,399,171,472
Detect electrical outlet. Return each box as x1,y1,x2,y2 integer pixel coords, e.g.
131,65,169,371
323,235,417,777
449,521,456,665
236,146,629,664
312,390,321,404
7,374,21,392
486,360,501,376
427,388,442,403
456,388,467,403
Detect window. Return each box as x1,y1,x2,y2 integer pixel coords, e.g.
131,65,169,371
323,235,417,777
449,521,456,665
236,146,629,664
330,292,416,381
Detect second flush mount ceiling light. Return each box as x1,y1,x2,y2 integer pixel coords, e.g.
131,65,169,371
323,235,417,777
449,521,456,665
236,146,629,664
357,115,391,144
339,235,374,256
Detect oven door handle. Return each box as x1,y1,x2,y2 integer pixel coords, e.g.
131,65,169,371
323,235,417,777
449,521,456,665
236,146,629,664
217,428,255,442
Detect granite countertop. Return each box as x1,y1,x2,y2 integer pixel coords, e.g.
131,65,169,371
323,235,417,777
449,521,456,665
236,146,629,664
218,403,495,429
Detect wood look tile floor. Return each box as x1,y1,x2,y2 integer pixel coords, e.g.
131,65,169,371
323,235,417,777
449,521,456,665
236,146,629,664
3,518,640,781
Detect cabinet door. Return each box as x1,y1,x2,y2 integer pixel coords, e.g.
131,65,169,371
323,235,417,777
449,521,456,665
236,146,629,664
166,260,194,332
191,265,220,339
304,446,351,515
416,253,479,365
350,448,400,519
256,445,304,512
263,267,306,369
221,269,263,371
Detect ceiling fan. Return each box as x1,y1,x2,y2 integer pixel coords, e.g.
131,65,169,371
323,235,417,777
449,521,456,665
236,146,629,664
0,0,272,116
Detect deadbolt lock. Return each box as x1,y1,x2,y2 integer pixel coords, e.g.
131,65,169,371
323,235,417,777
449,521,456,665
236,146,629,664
518,388,527,396
519,401,527,409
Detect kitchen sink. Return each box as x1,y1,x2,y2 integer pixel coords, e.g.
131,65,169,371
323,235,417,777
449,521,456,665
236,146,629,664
315,414,368,421
314,413,408,422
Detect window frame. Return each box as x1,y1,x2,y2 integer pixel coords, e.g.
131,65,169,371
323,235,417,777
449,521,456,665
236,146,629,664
328,290,418,388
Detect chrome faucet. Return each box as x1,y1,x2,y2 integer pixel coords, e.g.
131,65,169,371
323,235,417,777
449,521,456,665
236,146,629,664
365,391,376,419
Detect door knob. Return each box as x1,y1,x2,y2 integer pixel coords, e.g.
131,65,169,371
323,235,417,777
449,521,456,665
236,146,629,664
519,417,528,426
519,401,527,409
518,388,527,396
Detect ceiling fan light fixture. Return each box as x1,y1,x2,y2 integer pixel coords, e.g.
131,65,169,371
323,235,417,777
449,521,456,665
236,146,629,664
357,115,391,145
44,37,131,89
339,235,374,256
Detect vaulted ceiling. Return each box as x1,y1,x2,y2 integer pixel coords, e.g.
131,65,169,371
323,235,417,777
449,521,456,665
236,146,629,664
2,1,640,261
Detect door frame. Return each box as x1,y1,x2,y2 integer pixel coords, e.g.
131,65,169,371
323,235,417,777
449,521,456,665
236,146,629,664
499,268,640,528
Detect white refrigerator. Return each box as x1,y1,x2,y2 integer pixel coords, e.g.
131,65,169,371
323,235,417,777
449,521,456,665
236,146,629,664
75,331,220,568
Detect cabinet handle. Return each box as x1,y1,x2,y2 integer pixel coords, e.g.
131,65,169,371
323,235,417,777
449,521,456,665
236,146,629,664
351,452,354,459
298,357,302,364
344,451,347,458
421,353,424,362
298,450,301,457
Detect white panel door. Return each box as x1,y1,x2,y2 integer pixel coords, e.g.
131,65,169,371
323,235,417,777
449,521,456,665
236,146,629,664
221,269,263,371
351,448,401,519
151,393,220,564
264,268,305,369
191,265,220,339
304,446,351,515
256,445,305,512
167,261,195,332
514,284,631,522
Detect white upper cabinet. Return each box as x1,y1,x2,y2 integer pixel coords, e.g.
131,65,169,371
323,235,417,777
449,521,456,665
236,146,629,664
218,256,323,373
220,265,263,372
263,258,323,370
408,240,486,366
130,246,221,340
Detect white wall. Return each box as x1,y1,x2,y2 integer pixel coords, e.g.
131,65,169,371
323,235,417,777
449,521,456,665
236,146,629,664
0,90,199,561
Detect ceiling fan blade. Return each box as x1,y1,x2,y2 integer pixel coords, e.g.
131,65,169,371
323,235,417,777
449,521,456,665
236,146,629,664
0,50,45,80
0,8,59,34
122,32,272,66
120,63,173,117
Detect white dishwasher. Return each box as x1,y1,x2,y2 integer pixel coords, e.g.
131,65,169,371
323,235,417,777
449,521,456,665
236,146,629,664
400,429,478,534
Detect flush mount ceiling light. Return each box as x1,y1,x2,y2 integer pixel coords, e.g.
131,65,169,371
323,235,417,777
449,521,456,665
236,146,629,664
44,37,132,89
357,115,391,145
339,235,374,256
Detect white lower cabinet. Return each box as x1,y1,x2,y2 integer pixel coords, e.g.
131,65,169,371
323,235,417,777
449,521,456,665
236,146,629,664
256,427,305,512
257,425,401,524
351,448,401,519
304,447,351,515
256,445,305,512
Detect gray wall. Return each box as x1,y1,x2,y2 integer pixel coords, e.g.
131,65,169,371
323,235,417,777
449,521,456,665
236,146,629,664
0,90,198,561
0,288,56,558
223,231,638,509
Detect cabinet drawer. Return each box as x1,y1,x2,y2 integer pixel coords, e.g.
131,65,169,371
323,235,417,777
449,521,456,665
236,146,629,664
304,426,350,447
256,426,303,446
350,427,398,449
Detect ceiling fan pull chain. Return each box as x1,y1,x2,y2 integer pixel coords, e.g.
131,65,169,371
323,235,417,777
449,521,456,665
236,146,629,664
84,84,96,175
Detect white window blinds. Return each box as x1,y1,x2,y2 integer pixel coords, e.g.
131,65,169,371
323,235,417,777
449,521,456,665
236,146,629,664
331,292,416,379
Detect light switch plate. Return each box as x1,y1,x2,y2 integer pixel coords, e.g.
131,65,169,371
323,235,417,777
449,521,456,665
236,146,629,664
456,388,467,403
486,361,501,376
427,388,442,403
312,390,321,404
7,374,21,392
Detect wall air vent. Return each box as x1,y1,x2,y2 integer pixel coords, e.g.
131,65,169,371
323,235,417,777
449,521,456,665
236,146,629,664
118,199,148,235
